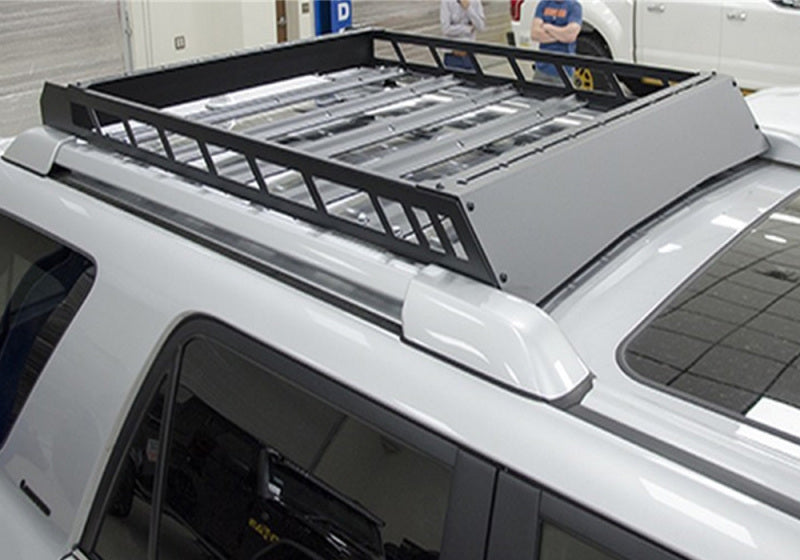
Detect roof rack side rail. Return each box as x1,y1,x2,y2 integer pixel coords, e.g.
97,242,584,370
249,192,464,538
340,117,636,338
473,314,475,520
83,29,379,109
79,29,694,110
370,29,694,104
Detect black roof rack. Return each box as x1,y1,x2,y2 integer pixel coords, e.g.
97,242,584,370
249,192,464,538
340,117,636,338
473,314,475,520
39,29,763,300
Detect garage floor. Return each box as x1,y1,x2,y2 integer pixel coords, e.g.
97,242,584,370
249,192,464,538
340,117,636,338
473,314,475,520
0,1,510,138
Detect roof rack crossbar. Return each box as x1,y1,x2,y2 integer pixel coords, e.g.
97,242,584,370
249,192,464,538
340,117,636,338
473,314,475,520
214,84,520,183
294,84,518,157
370,96,586,178
41,81,498,286
177,66,404,128
170,74,461,165
240,74,459,141
124,66,405,147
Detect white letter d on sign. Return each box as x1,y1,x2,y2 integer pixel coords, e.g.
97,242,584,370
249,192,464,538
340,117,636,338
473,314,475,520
337,1,350,22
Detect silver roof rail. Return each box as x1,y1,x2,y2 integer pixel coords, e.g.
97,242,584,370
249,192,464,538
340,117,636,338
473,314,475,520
403,266,591,401
2,127,72,175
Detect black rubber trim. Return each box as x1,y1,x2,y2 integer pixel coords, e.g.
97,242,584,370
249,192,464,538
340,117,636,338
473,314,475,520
440,450,496,560
570,404,800,521
486,471,541,560
402,336,593,405
20,479,51,517
550,373,594,409
53,167,403,336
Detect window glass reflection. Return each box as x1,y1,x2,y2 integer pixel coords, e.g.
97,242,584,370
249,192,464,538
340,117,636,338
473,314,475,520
539,522,619,560
95,379,168,558
624,192,800,425
145,338,452,560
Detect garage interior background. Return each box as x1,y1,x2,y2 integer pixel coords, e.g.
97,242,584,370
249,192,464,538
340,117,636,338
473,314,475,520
0,1,510,138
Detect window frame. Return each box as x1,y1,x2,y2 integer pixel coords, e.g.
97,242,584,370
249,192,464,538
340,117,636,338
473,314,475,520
80,315,496,560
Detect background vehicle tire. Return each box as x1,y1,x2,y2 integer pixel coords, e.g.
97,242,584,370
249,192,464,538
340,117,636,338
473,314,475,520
575,33,612,91
576,33,658,96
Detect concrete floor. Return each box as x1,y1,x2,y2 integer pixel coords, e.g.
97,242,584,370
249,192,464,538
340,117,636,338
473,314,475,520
0,1,511,139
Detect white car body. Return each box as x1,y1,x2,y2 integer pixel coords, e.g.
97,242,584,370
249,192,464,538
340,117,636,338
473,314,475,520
510,0,800,90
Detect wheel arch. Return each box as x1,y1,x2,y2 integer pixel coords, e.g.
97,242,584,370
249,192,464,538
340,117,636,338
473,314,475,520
581,0,635,62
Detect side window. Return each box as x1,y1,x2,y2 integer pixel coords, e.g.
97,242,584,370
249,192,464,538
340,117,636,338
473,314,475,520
0,213,94,447
538,523,618,560
95,377,169,559
486,473,683,560
92,327,453,560
535,492,683,560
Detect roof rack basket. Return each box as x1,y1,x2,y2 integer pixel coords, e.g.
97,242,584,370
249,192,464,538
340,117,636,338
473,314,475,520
39,29,766,302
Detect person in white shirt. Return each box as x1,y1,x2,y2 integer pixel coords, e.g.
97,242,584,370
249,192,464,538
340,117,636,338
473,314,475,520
440,0,485,70
440,0,485,41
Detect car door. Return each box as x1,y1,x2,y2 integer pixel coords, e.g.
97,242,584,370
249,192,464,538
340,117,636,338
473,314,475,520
636,0,722,72
719,0,800,89
75,317,496,560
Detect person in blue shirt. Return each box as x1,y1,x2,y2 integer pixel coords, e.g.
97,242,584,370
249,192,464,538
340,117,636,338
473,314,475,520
530,0,582,81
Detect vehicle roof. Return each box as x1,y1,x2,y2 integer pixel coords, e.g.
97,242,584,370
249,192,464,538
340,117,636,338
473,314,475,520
2,140,800,560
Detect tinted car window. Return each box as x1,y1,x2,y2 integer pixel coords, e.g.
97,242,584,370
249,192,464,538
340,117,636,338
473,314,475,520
623,190,800,432
0,214,94,446
94,334,452,560
95,379,168,559
539,522,619,560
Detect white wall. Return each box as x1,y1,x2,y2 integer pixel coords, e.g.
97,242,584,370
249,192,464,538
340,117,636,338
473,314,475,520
125,0,279,70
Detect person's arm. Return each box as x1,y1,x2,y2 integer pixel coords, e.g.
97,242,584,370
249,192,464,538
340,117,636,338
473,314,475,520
530,17,551,43
542,21,581,43
464,0,486,33
440,0,474,38
530,2,552,43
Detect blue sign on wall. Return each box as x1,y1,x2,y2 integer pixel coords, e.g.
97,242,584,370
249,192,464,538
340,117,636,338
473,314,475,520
314,0,352,35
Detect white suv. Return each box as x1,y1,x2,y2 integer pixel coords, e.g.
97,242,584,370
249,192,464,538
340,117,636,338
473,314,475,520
1,30,800,560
